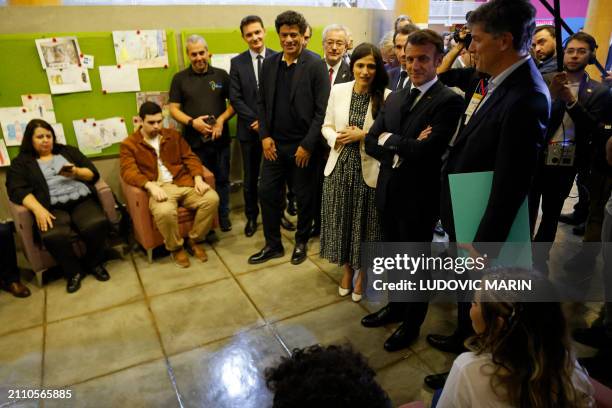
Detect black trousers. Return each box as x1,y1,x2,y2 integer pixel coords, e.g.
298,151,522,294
381,208,436,329
240,140,262,221
529,165,576,242
311,147,328,231
259,141,317,249
0,223,20,284
194,143,231,219
574,167,591,220
40,197,109,279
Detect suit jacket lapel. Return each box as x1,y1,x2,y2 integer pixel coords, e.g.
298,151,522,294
242,52,257,95
266,54,280,107
334,62,350,84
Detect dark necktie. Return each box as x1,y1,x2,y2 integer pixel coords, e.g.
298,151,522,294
329,67,334,84
402,87,422,116
398,71,408,90
256,54,263,84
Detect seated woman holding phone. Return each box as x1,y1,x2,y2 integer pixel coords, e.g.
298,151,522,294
7,119,111,293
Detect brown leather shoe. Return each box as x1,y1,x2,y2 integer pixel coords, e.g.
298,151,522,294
8,282,31,298
171,248,190,268
187,239,208,262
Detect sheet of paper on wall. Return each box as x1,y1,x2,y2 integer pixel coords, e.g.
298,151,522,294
96,117,129,145
21,93,56,123
72,118,103,155
0,139,10,167
112,30,169,69
50,123,67,145
0,107,37,147
210,53,238,74
99,64,140,93
81,54,95,70
135,91,179,130
35,37,83,70
46,65,92,95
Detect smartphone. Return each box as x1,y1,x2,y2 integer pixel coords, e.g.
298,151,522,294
59,163,74,173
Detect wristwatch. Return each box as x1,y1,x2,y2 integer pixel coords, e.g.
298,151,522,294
187,118,194,127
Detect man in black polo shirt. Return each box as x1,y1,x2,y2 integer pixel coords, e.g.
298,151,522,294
248,10,330,265
169,34,235,232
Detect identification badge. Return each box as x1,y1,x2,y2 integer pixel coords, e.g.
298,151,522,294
546,143,576,166
464,93,483,125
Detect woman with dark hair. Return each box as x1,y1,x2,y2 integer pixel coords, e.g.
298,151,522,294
437,270,594,408
6,119,111,293
320,43,390,302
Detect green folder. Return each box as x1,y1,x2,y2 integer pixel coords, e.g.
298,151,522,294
449,171,532,267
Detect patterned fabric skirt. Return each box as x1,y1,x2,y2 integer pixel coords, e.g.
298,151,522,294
320,143,382,270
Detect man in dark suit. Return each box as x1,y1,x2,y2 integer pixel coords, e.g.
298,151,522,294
230,15,277,237
362,29,464,352
387,23,419,91
248,10,330,265
428,0,551,356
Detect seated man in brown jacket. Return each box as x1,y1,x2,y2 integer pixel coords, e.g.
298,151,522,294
120,101,219,267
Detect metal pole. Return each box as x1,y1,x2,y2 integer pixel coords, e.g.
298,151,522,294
553,0,564,71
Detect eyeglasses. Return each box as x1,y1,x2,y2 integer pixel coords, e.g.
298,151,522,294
325,40,346,48
565,48,589,56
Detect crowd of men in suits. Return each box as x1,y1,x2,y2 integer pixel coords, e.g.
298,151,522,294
158,1,612,386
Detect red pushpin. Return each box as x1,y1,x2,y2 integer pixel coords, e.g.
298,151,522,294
102,90,107,94
120,118,124,123
136,30,140,35
82,118,87,122
21,108,27,113
164,64,168,69
27,95,32,99
52,38,57,42
117,64,121,69
133,118,138,123
92,122,97,127
80,53,83,58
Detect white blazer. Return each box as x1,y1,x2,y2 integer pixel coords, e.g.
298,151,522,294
321,81,391,188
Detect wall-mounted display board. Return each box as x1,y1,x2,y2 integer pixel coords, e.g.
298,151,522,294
0,31,179,159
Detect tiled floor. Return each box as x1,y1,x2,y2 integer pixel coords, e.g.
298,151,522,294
0,189,603,407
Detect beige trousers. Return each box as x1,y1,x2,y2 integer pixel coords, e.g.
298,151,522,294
149,183,219,251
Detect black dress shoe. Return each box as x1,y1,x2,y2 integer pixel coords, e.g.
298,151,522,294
291,242,307,265
426,332,469,354
91,265,110,281
424,372,450,390
280,215,296,231
220,217,232,232
66,273,83,293
205,230,219,244
244,219,257,237
573,326,612,349
384,324,420,352
361,305,403,328
559,211,586,226
248,246,284,264
287,198,298,216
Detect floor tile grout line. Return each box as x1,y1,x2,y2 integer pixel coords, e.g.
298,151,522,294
129,251,185,408
209,241,302,357
56,355,169,389
43,296,144,326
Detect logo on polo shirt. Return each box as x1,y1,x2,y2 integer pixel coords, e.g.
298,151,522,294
209,81,223,91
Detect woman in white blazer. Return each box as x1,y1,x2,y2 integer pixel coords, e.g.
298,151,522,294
320,43,391,302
